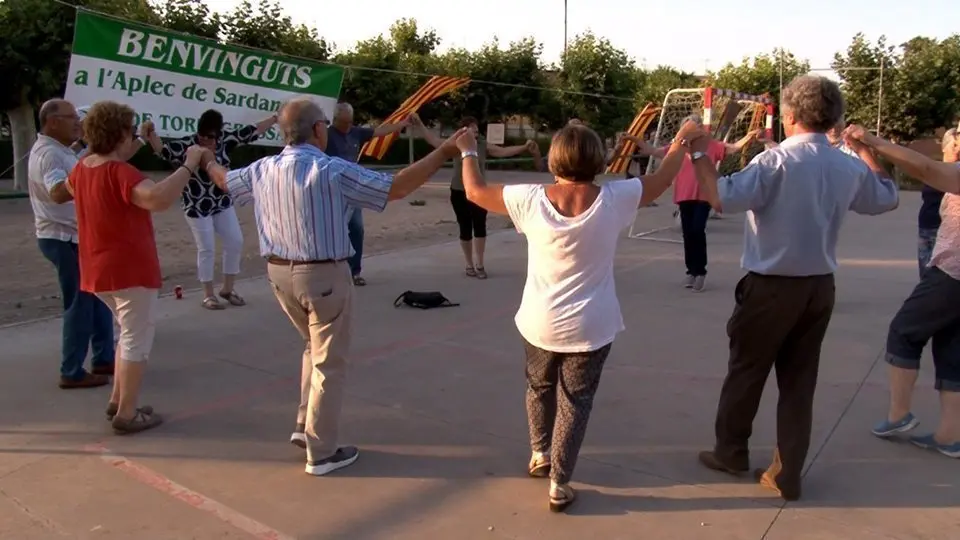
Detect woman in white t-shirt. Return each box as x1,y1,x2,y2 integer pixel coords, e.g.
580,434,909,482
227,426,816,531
454,120,701,512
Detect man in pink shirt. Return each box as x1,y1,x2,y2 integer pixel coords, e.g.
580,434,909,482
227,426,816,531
625,115,759,291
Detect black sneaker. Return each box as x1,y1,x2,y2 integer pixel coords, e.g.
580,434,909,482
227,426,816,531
305,446,359,476
290,423,306,449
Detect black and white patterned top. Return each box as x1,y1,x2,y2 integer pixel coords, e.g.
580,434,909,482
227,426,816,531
160,125,260,218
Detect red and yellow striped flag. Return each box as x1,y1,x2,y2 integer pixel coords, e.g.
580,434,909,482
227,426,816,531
360,75,471,160
605,104,661,174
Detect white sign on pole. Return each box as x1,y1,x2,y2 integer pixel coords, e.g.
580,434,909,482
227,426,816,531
486,123,505,145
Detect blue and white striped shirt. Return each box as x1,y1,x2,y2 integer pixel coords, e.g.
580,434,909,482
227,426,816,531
225,144,393,261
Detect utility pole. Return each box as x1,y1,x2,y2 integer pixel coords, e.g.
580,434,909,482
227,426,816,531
563,0,568,55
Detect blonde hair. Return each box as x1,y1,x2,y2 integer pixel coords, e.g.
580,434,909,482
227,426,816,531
548,124,606,182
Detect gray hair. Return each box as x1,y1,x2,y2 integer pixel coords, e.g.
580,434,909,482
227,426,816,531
942,128,958,152
781,75,845,133
334,102,353,119
39,99,70,126
278,98,328,145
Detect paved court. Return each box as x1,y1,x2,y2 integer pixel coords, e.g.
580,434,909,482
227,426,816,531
2,192,958,540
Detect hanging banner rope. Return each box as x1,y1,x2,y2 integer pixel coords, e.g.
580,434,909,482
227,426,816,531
361,75,470,160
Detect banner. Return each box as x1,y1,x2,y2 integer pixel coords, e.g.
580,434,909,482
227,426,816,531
64,10,344,146
361,75,470,160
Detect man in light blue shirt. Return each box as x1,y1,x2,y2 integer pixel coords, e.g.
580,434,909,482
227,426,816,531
688,75,899,501
205,97,465,477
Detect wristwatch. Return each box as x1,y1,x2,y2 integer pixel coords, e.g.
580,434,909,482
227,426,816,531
461,150,479,160
691,151,707,162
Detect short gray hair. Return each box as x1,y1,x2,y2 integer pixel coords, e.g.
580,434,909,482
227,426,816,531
334,102,353,119
278,98,327,145
942,128,958,152
39,99,70,126
781,75,845,133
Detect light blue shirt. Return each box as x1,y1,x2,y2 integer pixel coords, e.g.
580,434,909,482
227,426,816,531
225,144,393,261
717,133,899,276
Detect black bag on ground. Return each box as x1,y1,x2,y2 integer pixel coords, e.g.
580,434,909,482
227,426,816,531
393,291,460,309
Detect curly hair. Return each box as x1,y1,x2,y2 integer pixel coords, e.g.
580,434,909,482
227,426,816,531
781,75,845,133
83,101,135,155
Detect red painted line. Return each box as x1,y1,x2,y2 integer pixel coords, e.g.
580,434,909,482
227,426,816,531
85,444,294,540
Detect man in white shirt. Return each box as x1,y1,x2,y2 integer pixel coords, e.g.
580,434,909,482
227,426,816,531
29,99,115,389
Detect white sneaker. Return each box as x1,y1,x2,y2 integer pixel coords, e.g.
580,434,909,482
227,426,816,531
692,275,706,292
290,422,306,449
682,275,695,288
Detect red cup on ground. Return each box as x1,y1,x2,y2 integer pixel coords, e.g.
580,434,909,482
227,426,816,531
174,285,183,299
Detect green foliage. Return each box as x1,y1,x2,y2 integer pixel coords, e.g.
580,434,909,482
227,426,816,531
221,0,329,61
636,66,700,108
832,34,896,135
707,49,810,104
556,32,643,137
156,0,220,40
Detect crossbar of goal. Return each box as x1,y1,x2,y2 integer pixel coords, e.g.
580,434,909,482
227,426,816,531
626,86,775,242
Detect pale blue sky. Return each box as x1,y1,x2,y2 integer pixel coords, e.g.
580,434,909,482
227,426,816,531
206,0,957,75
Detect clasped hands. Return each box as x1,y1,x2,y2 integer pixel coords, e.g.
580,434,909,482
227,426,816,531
840,124,880,153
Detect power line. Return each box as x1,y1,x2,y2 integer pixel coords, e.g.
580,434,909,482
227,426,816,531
48,0,636,103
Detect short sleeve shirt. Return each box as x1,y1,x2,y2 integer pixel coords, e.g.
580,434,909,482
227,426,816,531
501,179,643,353
161,125,261,218
69,160,162,293
325,126,376,163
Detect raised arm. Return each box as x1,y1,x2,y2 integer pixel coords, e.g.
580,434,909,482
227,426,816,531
487,141,532,158
253,113,279,136
455,130,508,215
408,113,445,149
637,120,701,207
724,129,760,154
128,146,205,211
621,133,666,158
372,117,410,138
846,124,960,195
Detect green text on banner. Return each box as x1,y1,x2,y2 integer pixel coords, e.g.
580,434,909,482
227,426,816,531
64,10,344,146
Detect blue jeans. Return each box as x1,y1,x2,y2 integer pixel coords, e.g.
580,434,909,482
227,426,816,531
347,208,364,277
38,239,115,380
918,227,938,278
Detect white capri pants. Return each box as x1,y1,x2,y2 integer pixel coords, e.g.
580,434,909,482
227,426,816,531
185,206,244,283
97,287,159,363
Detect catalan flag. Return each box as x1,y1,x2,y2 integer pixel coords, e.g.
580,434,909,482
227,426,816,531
605,104,661,175
361,75,471,160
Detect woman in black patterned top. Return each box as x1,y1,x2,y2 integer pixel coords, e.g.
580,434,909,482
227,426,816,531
142,109,277,310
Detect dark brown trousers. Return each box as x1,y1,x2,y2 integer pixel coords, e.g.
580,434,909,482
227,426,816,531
713,272,835,496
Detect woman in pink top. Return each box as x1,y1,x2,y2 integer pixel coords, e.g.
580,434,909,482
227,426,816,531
627,115,759,291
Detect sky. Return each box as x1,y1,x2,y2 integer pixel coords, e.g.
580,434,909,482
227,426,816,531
204,0,958,77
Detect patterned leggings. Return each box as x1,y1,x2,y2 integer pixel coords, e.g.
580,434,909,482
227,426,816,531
523,339,612,484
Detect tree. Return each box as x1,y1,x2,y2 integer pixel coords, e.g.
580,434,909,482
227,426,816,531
156,0,220,40
0,0,158,189
635,65,700,107
222,0,329,61
832,34,896,135
706,49,810,105
460,38,549,126
556,32,642,136
889,36,960,139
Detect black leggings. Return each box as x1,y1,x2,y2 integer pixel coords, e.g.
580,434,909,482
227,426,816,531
450,189,487,241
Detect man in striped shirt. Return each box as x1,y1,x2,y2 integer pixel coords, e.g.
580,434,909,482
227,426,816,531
204,97,465,476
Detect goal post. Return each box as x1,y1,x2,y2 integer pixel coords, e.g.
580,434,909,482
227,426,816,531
626,87,775,242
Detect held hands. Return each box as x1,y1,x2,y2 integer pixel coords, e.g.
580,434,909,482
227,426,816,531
184,145,207,171
441,127,471,158
842,124,878,149
139,120,155,139
408,112,423,128
525,139,539,153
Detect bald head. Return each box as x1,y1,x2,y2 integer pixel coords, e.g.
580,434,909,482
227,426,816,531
278,97,328,147
39,99,81,145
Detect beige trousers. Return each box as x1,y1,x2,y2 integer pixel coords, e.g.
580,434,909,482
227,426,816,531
267,260,353,462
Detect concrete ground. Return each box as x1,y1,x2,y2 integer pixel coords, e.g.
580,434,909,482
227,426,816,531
2,191,958,540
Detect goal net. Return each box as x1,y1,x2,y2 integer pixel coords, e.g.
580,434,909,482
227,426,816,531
627,87,774,243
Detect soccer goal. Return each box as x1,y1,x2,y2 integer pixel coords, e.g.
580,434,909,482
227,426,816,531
626,87,775,243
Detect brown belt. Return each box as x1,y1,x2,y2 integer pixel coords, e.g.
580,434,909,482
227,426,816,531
266,256,341,266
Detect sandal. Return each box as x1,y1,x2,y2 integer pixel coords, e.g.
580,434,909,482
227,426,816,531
218,290,246,306
549,483,577,513
105,404,154,421
465,267,477,278
475,266,488,280
352,276,367,286
528,454,551,478
202,296,225,310
112,409,163,435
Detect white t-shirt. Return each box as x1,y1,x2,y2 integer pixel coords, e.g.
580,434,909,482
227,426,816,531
502,179,644,353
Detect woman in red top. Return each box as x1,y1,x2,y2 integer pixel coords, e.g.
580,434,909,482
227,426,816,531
65,101,208,434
